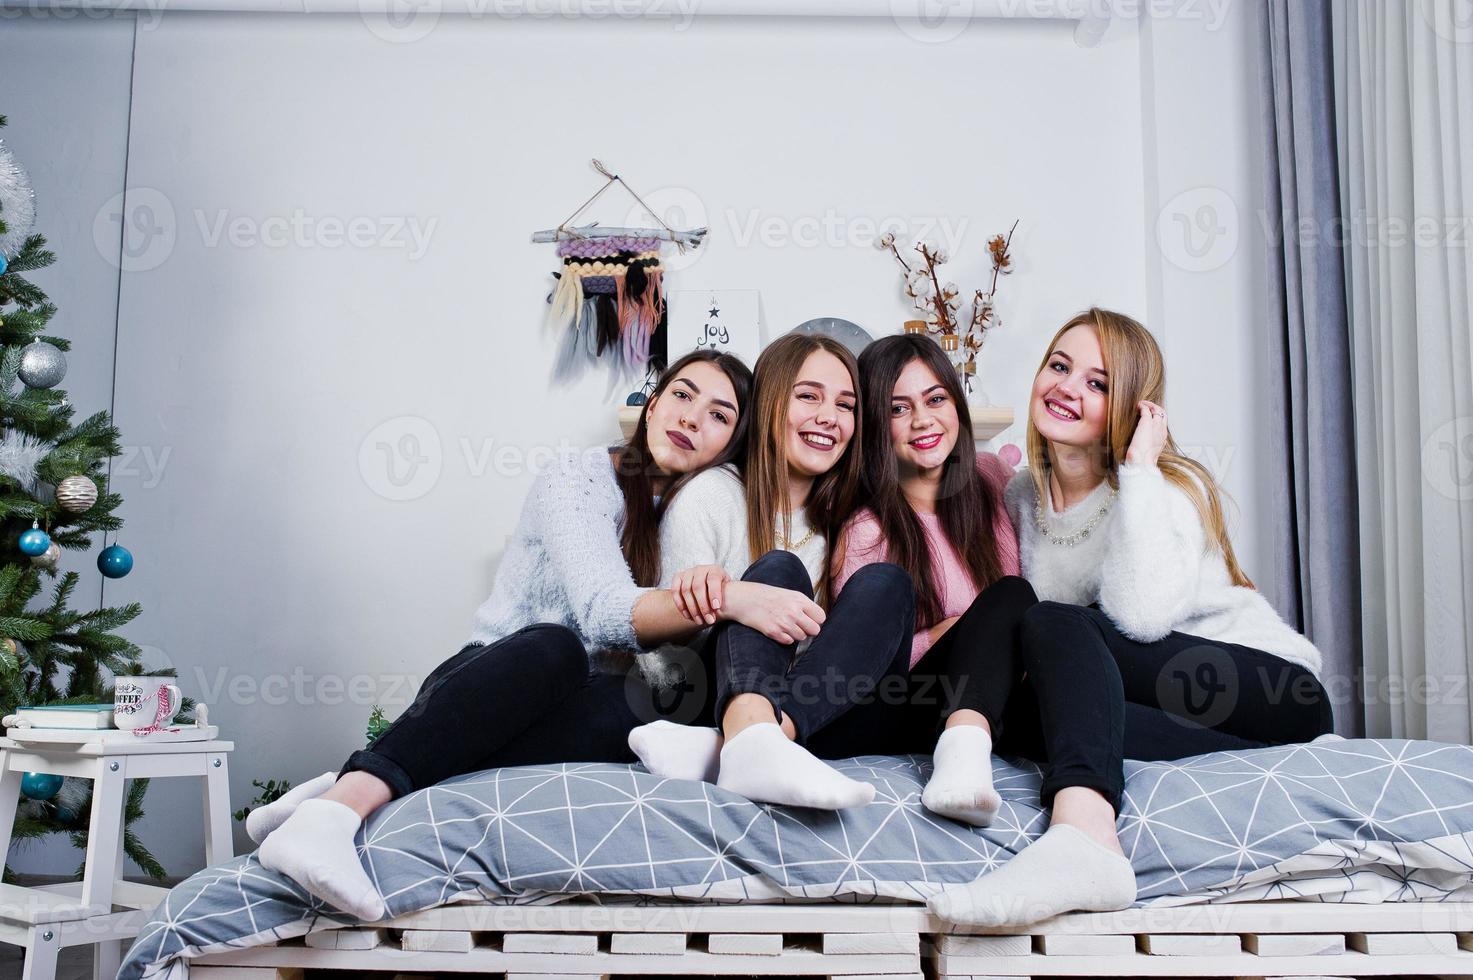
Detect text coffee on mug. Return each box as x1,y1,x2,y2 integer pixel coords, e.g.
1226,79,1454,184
114,676,182,732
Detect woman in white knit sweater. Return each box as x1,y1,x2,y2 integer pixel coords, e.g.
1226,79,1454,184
628,333,918,811
247,349,755,922
928,308,1334,928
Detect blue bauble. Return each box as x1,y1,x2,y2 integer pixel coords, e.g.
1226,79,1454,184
18,528,51,557
98,544,134,578
0,253,8,275
21,772,64,801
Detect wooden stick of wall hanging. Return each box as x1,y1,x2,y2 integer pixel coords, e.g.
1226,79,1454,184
533,160,708,382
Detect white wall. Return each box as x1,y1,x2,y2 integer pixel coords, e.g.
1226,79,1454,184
0,7,1270,878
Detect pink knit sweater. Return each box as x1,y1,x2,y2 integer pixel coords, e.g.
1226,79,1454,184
834,453,1021,667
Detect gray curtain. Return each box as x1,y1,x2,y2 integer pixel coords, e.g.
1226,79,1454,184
1256,0,1364,735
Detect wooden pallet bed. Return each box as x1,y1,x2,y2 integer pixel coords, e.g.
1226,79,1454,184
186,898,1473,979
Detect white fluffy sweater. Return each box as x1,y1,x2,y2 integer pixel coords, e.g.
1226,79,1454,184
658,464,827,586
468,449,650,654
1005,464,1322,677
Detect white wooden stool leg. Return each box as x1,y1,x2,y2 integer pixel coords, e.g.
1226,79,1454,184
81,757,127,912
0,748,23,862
94,938,122,980
21,924,61,980
93,814,128,980
202,752,233,865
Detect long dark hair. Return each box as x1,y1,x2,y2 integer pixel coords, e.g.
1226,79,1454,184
856,334,1002,627
745,333,864,605
613,349,754,586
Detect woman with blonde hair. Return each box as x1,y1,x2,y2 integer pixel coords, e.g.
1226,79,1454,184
928,308,1333,927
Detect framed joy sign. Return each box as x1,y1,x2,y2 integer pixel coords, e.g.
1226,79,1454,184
666,289,765,367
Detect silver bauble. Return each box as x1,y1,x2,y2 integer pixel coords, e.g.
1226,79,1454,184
18,341,66,389
55,475,99,513
0,140,36,260
30,542,61,571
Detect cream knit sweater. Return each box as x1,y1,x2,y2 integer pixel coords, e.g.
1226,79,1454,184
1005,463,1322,676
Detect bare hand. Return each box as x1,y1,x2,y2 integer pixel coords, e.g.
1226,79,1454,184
670,564,730,625
722,581,826,646
929,615,961,645
1125,400,1169,468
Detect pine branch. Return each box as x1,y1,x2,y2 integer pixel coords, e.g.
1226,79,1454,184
6,235,56,275
0,617,52,642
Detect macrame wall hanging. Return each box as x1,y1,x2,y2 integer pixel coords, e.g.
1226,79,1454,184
532,160,707,386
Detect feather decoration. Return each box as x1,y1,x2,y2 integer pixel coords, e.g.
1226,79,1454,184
0,429,51,493
544,235,668,379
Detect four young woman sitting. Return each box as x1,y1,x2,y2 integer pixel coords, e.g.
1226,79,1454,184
247,307,1334,929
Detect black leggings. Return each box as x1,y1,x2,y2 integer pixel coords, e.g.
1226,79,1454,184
716,549,916,743
810,576,1334,813
342,623,716,798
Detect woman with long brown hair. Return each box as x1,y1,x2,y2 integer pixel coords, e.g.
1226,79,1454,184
628,332,916,810
249,349,753,922
927,308,1334,928
817,333,1026,826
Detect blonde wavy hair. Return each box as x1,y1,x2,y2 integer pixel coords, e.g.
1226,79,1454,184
1025,307,1253,588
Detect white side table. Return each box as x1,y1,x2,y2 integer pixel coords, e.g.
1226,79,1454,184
0,725,233,980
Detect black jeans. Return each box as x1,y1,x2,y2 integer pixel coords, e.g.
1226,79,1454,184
1011,599,1334,810
342,623,717,799
716,550,916,743
808,577,1334,814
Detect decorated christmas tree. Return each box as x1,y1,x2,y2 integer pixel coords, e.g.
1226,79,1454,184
0,114,165,881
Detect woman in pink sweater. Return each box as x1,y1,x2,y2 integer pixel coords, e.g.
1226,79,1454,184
821,333,1028,827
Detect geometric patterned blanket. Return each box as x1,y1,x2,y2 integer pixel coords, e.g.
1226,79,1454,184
119,739,1473,979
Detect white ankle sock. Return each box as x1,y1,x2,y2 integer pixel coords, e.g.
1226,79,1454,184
245,770,339,844
628,720,722,783
928,823,1136,926
921,725,1001,827
257,799,386,921
716,723,875,810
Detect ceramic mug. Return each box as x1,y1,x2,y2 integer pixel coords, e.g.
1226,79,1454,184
114,676,182,731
